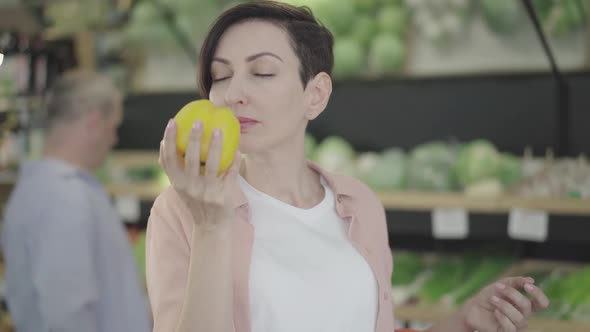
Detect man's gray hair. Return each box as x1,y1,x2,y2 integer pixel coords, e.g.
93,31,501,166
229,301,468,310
45,70,119,129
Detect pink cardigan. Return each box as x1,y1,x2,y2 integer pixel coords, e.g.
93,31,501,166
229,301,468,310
145,162,395,332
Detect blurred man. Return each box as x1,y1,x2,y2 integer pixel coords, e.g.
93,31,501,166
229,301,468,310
1,71,151,332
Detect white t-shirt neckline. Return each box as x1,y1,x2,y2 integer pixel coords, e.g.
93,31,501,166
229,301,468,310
237,175,334,220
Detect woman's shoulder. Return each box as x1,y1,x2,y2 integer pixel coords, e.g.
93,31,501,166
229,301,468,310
313,164,383,210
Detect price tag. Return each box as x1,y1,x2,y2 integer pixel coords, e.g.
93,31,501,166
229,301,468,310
508,208,549,242
115,195,141,223
431,208,469,239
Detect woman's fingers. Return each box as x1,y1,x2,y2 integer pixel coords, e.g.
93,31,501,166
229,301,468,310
524,283,550,312
224,150,242,182
205,128,224,179
185,121,204,181
163,119,182,179
491,295,527,330
496,282,533,317
494,309,517,332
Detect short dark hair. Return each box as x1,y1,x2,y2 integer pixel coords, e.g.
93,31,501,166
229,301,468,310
198,0,334,97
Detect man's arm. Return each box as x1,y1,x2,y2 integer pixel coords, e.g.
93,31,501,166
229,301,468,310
28,189,99,332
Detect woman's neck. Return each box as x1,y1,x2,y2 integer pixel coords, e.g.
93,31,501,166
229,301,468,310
241,149,324,209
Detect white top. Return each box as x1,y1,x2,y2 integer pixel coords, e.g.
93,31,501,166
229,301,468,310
239,175,378,332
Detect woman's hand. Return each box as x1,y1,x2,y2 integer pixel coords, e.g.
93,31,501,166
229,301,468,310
460,276,550,332
159,119,241,232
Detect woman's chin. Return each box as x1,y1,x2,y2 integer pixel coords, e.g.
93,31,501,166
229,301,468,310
238,140,257,155
238,139,274,156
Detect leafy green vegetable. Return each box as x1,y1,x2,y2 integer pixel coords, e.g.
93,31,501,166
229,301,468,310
454,140,500,188
377,5,408,36
314,136,356,174
447,256,514,305
496,153,523,187
406,141,458,192
333,38,366,79
357,148,407,191
351,14,379,47
368,33,405,75
418,256,474,304
480,0,523,34
392,252,425,286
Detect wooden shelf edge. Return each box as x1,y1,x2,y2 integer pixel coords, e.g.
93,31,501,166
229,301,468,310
106,182,168,201
110,150,160,168
104,182,590,216
377,191,590,216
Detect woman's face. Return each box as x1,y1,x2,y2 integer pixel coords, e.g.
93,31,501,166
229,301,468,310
208,20,312,155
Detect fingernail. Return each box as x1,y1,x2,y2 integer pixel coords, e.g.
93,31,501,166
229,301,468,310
492,296,501,303
167,119,175,128
525,284,534,292
527,277,535,283
496,283,506,290
213,128,220,137
192,121,202,130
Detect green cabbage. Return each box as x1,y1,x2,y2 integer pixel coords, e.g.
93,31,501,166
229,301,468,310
356,148,406,191
333,38,366,79
314,136,356,174
368,33,405,75
406,142,458,192
454,140,500,188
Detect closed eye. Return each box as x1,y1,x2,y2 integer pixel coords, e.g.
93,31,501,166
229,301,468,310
254,73,275,78
212,76,230,82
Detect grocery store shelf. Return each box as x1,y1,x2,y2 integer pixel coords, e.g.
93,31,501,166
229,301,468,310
391,258,590,331
394,304,590,332
107,151,590,215
105,182,590,216
106,181,168,201
378,192,590,216
111,150,159,167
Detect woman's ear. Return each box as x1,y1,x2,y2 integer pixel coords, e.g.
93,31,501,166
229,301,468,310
305,72,332,120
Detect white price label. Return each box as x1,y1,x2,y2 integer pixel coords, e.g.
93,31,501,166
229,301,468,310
508,208,549,242
115,195,141,223
432,208,469,239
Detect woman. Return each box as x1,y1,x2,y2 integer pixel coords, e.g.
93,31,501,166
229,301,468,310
146,2,549,332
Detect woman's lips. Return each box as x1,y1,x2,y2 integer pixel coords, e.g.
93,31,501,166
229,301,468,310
237,117,258,132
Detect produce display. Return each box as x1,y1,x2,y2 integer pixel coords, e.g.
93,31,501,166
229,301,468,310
306,133,590,199
122,0,223,49
391,252,590,322
392,252,513,305
538,265,590,321
478,0,587,36
405,0,471,47
277,0,588,79
531,0,587,36
283,0,408,79
98,132,589,205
